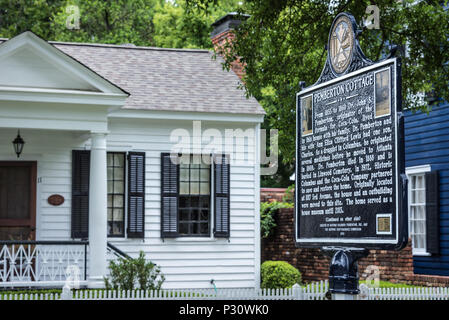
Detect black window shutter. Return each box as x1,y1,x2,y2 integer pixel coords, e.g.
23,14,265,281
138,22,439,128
127,152,146,238
425,170,439,255
71,150,90,239
214,154,230,238
161,153,179,238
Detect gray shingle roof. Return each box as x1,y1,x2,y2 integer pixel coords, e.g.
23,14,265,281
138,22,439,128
51,42,265,115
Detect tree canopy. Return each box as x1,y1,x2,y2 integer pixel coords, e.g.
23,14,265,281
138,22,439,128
187,0,449,186
0,0,240,48
1,1,447,187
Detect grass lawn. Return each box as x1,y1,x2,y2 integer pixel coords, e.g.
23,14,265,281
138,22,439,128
362,280,423,289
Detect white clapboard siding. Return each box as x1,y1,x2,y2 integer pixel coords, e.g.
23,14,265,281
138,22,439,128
0,115,260,289
105,118,259,289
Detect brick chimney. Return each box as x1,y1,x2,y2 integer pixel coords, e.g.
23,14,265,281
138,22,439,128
210,12,249,80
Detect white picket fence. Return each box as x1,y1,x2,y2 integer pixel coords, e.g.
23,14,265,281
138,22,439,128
1,281,448,300
361,285,449,300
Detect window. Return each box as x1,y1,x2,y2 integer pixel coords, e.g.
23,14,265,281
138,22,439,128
107,153,125,237
178,155,211,237
72,150,145,240
406,165,431,255
161,153,230,239
409,174,427,254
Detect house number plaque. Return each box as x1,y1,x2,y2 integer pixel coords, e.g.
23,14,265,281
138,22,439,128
48,194,65,206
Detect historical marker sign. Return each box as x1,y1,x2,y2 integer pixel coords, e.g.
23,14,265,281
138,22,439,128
295,13,407,250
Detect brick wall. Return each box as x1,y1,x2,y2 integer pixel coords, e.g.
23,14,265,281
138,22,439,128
261,188,288,202
261,188,449,287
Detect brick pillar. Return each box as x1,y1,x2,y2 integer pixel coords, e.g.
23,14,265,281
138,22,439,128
210,13,249,80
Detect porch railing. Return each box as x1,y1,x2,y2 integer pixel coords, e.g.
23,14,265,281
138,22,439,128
107,242,131,260
0,241,88,288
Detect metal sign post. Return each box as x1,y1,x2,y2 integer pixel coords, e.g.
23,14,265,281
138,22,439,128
322,247,369,299
295,13,406,299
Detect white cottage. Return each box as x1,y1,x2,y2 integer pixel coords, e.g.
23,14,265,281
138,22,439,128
0,14,265,289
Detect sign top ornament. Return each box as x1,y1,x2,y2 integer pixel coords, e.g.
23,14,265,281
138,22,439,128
329,14,354,74
315,13,374,85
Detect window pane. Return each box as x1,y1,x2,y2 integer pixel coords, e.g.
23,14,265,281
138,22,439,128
179,223,189,234
200,223,209,234
107,195,112,208
200,169,210,181
413,235,418,249
200,182,210,195
180,182,189,195
191,197,199,208
417,236,422,249
115,168,124,181
200,209,208,221
179,209,190,222
179,197,189,209
190,182,199,194
417,190,425,203
113,209,124,221
113,195,123,208
190,168,200,182
190,210,199,221
419,221,426,234
180,168,189,181
114,154,124,167
112,222,124,235
417,175,424,189
202,200,209,209
418,206,425,220
114,181,124,194
107,168,113,181
107,153,114,166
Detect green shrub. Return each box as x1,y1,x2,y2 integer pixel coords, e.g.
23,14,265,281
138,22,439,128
282,185,295,203
260,201,293,238
261,261,301,289
104,251,165,291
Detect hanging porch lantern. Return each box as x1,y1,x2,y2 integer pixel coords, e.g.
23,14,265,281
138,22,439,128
12,130,25,158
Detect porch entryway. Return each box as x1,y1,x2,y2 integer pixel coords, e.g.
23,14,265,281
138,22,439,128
0,161,89,287
0,161,36,241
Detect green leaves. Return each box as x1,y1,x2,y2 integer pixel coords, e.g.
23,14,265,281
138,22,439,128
0,0,240,49
261,261,302,289
50,0,158,45
104,251,165,291
260,200,293,238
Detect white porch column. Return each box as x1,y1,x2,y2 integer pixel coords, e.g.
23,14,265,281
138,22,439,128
88,132,108,288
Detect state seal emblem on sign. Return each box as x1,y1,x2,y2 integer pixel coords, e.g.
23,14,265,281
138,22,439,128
329,14,354,74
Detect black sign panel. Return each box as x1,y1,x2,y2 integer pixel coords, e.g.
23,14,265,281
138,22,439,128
295,13,407,250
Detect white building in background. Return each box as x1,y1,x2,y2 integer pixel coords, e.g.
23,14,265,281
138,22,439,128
0,14,265,289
